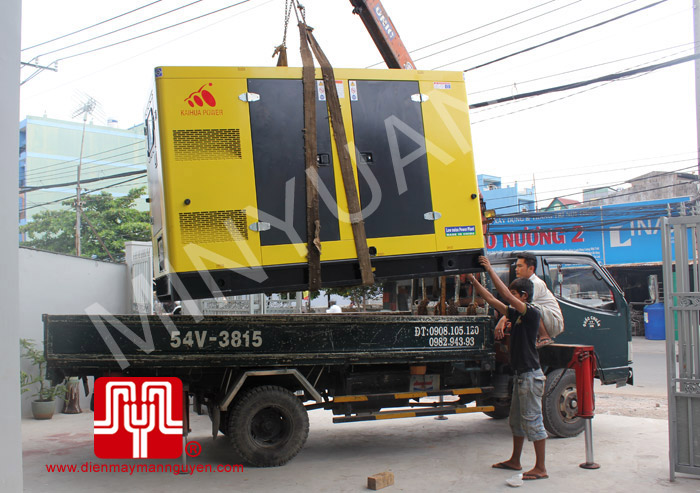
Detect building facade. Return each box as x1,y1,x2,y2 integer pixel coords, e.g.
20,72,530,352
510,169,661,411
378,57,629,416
19,116,147,240
477,174,535,214
583,171,698,207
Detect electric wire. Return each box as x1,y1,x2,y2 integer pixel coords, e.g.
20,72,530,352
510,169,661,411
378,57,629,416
24,152,146,183
413,0,586,65
497,154,698,185
52,0,252,63
487,158,698,190
20,175,147,213
21,0,274,96
21,141,144,176
22,0,162,52
464,0,667,72
469,52,700,111
430,0,649,71
486,166,698,213
33,0,207,59
469,41,696,96
21,170,147,193
365,0,564,68
25,149,147,182
470,43,694,117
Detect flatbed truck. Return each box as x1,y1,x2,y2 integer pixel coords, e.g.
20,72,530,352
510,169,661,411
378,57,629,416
44,250,632,467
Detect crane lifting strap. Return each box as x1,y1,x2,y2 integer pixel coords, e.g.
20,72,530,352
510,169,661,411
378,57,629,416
298,21,322,290
301,23,375,286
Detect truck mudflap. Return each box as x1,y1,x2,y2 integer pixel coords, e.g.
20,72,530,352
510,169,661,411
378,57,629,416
44,313,493,371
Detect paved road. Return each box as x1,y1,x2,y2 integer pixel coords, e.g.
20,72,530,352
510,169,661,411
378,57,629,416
596,336,667,397
595,336,669,419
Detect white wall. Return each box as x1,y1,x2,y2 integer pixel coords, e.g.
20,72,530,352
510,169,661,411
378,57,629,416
19,247,129,416
1,0,22,488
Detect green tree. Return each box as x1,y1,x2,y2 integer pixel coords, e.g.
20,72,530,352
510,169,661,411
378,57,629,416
20,187,150,262
326,284,384,311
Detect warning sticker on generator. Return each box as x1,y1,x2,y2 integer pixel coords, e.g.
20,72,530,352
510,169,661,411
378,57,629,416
445,226,476,236
433,82,451,90
349,80,358,101
317,80,345,100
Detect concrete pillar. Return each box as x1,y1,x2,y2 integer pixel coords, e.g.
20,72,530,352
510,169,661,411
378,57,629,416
0,0,23,490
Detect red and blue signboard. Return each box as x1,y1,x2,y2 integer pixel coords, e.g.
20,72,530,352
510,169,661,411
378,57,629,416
486,197,691,265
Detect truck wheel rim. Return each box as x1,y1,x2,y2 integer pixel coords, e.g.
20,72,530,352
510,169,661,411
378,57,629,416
250,407,290,446
558,385,579,422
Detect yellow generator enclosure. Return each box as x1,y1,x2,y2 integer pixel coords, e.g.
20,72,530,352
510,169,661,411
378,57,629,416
145,66,484,301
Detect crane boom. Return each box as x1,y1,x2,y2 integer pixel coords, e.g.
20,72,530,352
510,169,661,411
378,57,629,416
349,0,415,69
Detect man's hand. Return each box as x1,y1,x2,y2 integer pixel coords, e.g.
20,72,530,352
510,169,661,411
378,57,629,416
478,255,492,271
495,316,511,340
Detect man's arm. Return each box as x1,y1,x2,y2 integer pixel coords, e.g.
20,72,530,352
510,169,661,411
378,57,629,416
466,274,508,317
478,256,527,314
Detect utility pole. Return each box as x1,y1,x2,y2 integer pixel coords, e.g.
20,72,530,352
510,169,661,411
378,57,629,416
73,96,97,256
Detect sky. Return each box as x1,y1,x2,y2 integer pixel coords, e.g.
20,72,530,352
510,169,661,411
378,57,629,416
18,0,699,208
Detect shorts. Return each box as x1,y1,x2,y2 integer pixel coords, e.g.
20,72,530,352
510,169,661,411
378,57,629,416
509,368,547,442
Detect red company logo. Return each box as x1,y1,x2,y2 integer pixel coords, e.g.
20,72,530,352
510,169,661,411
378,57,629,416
94,377,183,459
185,83,216,108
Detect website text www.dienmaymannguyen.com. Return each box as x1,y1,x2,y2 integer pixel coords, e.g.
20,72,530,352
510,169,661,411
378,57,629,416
46,462,243,475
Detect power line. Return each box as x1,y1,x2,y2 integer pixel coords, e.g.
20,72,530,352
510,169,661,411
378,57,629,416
493,157,698,188
53,0,252,63
33,0,206,59
20,175,147,213
431,0,644,71
482,164,698,209
21,141,144,175
469,52,700,109
22,1,162,52
468,41,696,96
469,40,695,121
25,149,146,181
411,0,584,66
20,0,274,97
486,166,698,212
365,0,563,68
464,0,667,72
21,170,146,193
496,153,698,185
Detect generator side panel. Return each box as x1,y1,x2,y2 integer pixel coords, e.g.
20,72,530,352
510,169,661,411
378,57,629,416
419,79,484,253
153,70,263,295
145,88,167,280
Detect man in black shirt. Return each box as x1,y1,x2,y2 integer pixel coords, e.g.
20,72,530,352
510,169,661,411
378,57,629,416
467,255,548,481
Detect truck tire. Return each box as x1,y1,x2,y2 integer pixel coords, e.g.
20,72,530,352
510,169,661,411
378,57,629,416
227,385,309,467
542,369,584,438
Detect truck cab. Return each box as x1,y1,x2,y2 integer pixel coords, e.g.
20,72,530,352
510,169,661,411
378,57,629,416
486,250,632,437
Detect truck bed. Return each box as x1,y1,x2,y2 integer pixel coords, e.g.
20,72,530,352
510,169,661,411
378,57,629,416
44,313,494,375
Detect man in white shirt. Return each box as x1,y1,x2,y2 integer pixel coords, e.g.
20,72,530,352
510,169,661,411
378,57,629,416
495,252,564,346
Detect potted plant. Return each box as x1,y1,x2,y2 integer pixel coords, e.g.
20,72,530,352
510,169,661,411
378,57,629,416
20,338,66,419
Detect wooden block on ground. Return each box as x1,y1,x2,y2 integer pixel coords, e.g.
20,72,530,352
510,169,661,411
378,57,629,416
367,471,394,490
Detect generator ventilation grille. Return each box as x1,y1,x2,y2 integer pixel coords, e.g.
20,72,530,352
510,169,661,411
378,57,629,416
179,209,248,244
172,129,242,161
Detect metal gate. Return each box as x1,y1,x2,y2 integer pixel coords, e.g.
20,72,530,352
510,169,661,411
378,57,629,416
662,214,700,480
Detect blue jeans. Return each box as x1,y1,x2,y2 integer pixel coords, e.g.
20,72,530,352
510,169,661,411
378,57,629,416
509,369,547,442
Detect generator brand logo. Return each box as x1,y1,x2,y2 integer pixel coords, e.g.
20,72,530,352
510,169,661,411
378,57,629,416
94,377,183,459
182,83,223,117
